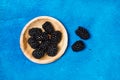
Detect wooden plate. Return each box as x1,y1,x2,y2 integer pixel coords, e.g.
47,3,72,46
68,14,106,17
20,16,68,64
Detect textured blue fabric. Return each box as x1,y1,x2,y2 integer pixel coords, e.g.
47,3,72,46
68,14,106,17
0,0,120,80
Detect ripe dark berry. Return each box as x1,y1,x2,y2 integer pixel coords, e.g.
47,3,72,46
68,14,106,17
29,28,42,37
36,32,49,41
28,37,40,49
38,40,50,52
43,40,51,46
47,44,58,57
75,26,90,40
27,22,63,58
42,21,54,34
32,49,45,59
72,40,85,52
51,31,62,44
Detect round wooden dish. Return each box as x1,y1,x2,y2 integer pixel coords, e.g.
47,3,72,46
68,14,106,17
20,16,68,64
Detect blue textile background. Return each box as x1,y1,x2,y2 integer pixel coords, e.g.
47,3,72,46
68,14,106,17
0,0,120,80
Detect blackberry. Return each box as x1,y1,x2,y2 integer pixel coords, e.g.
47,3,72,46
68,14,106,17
42,21,54,34
28,37,40,49
43,40,51,46
47,44,58,57
36,32,49,41
38,40,50,52
32,49,45,59
75,26,90,40
29,28,42,37
72,40,85,52
51,31,62,44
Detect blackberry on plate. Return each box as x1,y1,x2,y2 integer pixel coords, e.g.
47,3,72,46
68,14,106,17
32,49,45,59
29,28,42,37
36,32,49,41
43,40,51,46
38,40,51,52
28,37,40,49
72,40,85,52
51,31,62,44
42,21,54,34
75,26,90,40
47,44,58,57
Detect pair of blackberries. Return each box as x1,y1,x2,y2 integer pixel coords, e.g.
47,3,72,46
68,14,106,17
28,21,62,59
72,26,90,52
